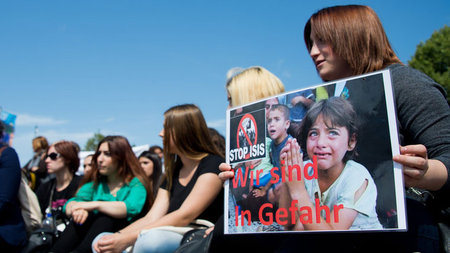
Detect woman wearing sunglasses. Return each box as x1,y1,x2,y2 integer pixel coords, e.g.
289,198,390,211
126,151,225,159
50,135,151,253
35,140,83,235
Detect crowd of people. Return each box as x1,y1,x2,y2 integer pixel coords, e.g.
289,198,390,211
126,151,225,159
0,4,449,253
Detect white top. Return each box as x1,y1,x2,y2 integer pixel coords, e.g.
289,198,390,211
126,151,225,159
304,160,382,230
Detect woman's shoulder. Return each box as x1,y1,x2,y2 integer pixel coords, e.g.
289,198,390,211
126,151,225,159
0,145,19,161
197,154,224,174
128,176,145,186
36,177,57,194
78,180,95,190
388,64,447,97
68,175,83,188
200,154,224,166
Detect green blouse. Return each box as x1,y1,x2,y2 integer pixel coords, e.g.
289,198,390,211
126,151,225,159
63,177,147,221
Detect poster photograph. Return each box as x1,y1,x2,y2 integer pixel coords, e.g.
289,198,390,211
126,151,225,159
224,70,407,234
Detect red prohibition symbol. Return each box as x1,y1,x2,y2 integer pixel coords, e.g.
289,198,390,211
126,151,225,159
236,113,258,159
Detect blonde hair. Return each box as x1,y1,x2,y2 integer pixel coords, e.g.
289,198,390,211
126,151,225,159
226,66,285,107
32,136,48,153
304,5,401,77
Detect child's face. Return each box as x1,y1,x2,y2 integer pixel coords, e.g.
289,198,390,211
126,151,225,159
267,109,289,144
306,115,355,172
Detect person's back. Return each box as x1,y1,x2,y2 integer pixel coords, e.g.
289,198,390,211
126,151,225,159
0,142,27,252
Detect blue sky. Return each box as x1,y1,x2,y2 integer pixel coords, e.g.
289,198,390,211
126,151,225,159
1,0,449,165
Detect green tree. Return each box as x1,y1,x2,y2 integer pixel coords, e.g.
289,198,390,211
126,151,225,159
408,25,450,103
84,131,105,151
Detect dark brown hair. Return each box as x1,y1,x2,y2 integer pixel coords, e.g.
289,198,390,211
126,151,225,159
52,140,80,174
84,136,151,203
208,128,226,157
299,97,359,162
269,104,290,122
304,5,401,78
148,145,163,155
138,151,162,203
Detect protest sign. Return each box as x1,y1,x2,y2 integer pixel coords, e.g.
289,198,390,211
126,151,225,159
224,70,406,233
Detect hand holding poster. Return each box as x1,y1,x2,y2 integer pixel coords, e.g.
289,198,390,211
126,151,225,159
224,70,406,233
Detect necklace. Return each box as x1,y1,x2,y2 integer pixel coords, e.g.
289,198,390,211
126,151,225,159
109,181,124,197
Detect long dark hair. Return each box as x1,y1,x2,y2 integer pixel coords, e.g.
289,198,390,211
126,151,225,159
82,136,151,202
138,151,162,203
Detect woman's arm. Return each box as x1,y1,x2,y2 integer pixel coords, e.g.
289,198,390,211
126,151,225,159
95,189,170,253
69,178,147,225
96,172,222,253
69,201,127,218
120,178,148,219
148,173,222,227
63,181,95,216
391,65,450,193
393,145,448,190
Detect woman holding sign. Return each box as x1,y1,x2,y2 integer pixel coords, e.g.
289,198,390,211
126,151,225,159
281,4,449,252
303,5,449,196
218,5,449,253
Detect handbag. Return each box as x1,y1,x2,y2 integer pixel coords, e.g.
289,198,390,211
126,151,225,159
174,228,213,253
138,219,214,253
407,187,450,253
139,219,214,236
18,169,43,233
20,227,55,253
21,183,57,253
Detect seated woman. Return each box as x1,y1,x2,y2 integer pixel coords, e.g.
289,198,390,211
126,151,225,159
50,135,151,253
35,140,82,235
94,104,224,253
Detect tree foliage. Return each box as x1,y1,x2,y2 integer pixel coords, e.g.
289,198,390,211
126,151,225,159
84,131,105,151
408,25,450,103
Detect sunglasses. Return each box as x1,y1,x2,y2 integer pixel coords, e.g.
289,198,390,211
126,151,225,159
46,152,60,161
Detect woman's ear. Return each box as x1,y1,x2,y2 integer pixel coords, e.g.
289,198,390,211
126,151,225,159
348,133,357,151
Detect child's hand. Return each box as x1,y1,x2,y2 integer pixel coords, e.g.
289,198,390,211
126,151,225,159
393,144,428,188
252,188,267,197
280,139,305,186
218,162,235,183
